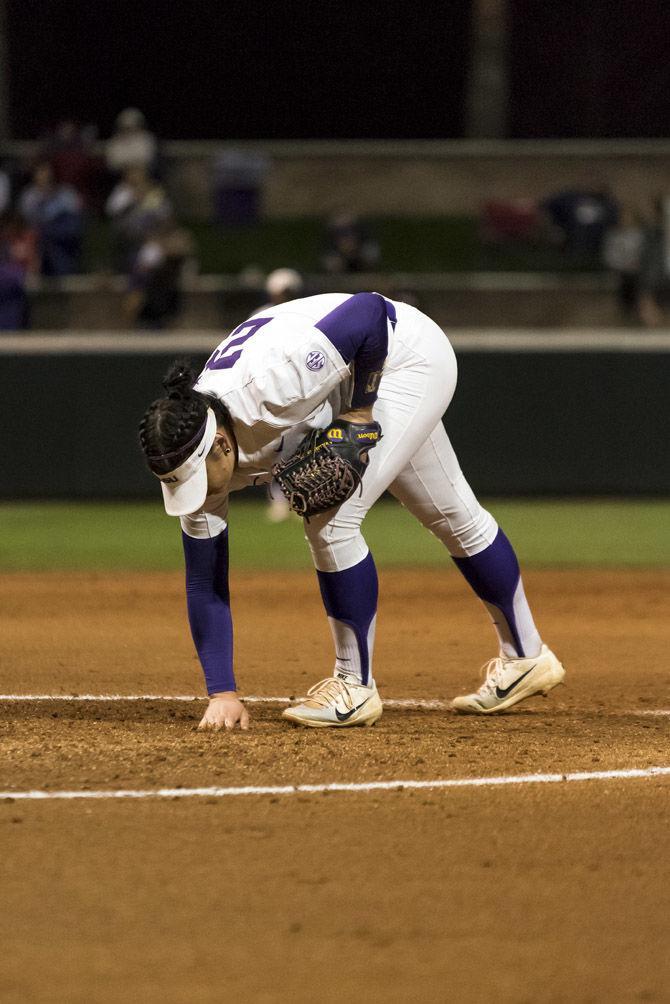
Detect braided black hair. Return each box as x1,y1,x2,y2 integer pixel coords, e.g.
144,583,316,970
139,359,230,473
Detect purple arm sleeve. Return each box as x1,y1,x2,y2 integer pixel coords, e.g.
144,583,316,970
182,529,235,695
315,292,391,409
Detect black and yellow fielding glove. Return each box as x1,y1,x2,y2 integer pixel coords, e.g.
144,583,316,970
271,419,382,519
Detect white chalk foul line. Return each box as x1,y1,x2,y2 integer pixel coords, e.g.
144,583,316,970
1,766,669,802
0,694,668,716
0,694,211,702
0,693,450,708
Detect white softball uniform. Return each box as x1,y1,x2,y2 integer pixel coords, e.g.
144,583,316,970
180,292,497,570
170,292,546,696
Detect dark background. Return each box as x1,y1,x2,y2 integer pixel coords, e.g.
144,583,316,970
509,0,670,138
7,0,670,140
6,0,472,139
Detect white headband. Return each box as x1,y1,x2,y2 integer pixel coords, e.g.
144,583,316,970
154,408,218,516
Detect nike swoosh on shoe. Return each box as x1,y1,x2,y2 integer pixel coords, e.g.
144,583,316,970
335,697,371,722
495,663,538,700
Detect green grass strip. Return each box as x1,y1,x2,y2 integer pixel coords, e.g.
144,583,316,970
83,216,602,275
0,499,667,571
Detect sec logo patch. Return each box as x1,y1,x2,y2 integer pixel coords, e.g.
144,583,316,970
306,351,325,371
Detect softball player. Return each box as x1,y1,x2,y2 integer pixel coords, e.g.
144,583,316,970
139,292,565,730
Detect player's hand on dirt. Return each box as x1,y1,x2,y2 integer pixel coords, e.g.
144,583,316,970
198,693,250,731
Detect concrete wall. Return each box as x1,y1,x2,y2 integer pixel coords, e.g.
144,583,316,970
4,139,670,219
162,140,670,218
24,275,622,331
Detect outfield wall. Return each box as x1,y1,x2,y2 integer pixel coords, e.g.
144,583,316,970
1,331,669,498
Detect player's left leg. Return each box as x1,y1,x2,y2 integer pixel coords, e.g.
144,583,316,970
388,421,565,713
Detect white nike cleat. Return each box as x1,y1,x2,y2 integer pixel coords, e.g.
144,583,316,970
282,672,383,728
451,644,566,715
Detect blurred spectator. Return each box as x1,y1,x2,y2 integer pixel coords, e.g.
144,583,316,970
0,257,29,329
264,267,304,305
541,185,619,256
637,197,670,328
106,165,172,271
213,149,269,227
0,210,39,274
39,120,105,211
18,162,83,276
321,212,380,273
0,212,38,329
480,198,540,244
123,220,196,329
602,206,643,320
106,108,158,177
0,165,10,216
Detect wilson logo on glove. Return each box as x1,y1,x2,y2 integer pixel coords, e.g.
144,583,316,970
272,419,382,519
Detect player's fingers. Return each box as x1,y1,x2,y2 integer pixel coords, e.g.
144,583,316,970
240,707,250,730
198,714,223,731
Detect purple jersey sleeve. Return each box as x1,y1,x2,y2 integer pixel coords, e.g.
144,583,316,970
315,292,391,409
182,529,235,694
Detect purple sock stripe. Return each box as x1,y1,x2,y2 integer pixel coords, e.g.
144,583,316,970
452,528,525,658
316,552,378,686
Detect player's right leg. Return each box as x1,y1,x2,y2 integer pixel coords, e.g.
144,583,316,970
284,309,459,727
389,422,565,713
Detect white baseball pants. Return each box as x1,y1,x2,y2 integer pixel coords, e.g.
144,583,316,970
304,301,499,571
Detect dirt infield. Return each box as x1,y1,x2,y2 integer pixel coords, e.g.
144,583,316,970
1,569,669,1002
